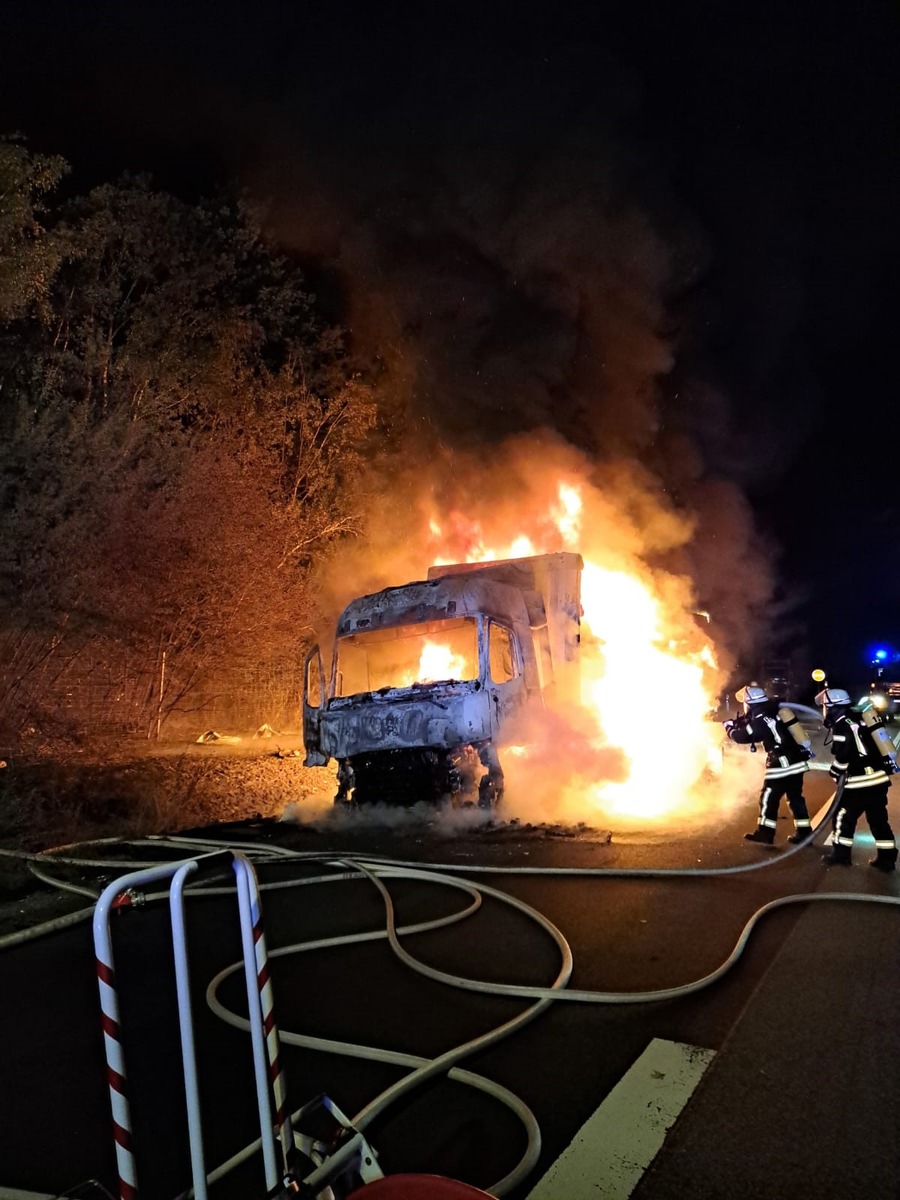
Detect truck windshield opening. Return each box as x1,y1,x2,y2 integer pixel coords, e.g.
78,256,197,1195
335,617,479,696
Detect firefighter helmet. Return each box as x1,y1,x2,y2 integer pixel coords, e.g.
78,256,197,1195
735,684,768,707
815,687,851,709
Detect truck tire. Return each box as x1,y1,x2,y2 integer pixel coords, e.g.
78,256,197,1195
477,773,503,811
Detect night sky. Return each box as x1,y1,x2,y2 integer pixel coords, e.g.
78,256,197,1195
3,0,899,685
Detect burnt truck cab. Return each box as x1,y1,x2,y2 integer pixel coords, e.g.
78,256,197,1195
302,553,582,808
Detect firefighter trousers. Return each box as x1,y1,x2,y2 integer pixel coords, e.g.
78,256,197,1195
832,781,896,848
758,772,810,830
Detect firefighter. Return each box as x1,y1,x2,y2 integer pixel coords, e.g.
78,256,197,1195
724,683,813,845
816,686,898,871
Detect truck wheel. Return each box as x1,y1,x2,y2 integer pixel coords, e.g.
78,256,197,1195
476,743,504,811
335,760,355,808
477,773,503,811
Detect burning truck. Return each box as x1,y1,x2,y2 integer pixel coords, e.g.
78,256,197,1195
302,552,583,808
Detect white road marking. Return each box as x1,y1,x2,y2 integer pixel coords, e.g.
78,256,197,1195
525,1037,715,1200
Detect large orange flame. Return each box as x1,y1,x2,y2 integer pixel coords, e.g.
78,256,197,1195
408,640,470,686
427,480,726,824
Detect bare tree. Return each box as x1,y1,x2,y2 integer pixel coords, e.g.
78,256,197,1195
0,169,377,742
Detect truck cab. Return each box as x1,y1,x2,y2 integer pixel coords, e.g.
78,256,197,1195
302,553,582,807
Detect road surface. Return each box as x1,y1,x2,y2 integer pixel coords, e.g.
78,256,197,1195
2,762,899,1200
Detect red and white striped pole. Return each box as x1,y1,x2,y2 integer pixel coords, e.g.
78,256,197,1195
95,947,136,1200
242,857,294,1169
93,864,185,1200
233,854,295,1185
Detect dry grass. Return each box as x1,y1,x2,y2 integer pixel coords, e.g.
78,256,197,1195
0,734,337,851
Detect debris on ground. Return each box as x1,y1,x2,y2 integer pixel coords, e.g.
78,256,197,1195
254,723,280,738
196,730,243,745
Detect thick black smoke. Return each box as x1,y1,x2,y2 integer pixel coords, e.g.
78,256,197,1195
256,43,775,664
0,5,779,665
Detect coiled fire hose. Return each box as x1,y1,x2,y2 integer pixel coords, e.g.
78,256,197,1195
5,772,898,1199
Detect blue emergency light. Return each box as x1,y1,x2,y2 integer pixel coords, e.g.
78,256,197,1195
867,644,897,669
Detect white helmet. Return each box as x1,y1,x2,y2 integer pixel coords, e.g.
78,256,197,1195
735,684,768,708
815,687,851,709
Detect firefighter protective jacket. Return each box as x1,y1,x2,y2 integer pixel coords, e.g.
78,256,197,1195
727,701,810,780
829,712,891,790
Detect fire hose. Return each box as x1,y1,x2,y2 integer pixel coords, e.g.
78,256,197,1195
5,775,899,1200
1,698,896,1200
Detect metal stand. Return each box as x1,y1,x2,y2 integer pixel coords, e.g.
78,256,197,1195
92,850,294,1200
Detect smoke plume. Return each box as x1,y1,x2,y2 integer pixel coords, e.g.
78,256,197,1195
255,42,775,827
257,46,775,666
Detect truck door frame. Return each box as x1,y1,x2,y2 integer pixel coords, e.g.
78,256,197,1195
484,618,526,738
302,645,329,766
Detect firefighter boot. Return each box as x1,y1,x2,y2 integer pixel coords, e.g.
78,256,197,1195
744,826,776,845
869,847,898,872
822,845,852,866
788,825,814,844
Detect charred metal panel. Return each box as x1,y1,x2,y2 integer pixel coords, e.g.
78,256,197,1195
337,575,534,636
428,553,582,686
320,681,492,759
333,575,541,698
315,554,581,777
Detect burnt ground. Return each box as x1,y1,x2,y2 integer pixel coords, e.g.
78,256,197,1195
0,731,335,936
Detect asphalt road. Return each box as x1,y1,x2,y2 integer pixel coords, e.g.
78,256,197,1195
1,762,893,1200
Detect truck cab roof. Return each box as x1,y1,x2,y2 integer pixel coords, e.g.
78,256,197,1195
336,572,534,637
